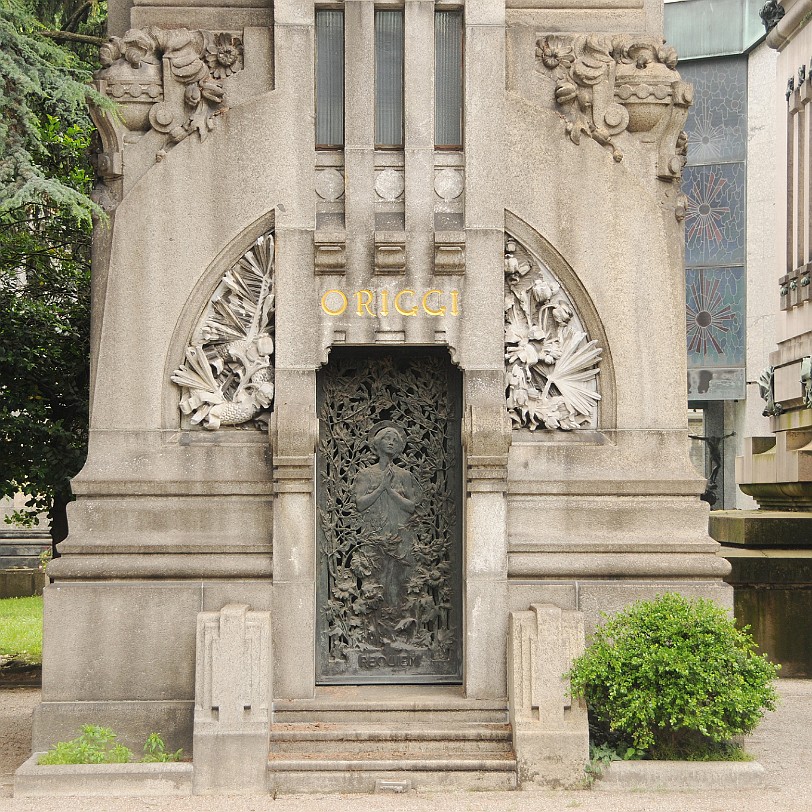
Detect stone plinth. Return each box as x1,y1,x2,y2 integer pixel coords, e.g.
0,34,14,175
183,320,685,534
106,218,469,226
192,603,272,795
507,603,589,789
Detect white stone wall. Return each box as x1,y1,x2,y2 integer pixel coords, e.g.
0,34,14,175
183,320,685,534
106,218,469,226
734,40,779,508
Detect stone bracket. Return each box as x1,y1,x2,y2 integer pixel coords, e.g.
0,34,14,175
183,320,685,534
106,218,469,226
193,603,272,794
374,232,407,275
434,231,466,275
507,603,589,788
314,231,346,275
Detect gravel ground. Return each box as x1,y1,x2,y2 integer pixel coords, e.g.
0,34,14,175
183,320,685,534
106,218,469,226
0,680,810,812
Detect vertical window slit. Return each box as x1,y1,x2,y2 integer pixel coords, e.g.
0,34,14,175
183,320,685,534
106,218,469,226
316,9,344,148
435,10,463,149
375,9,404,148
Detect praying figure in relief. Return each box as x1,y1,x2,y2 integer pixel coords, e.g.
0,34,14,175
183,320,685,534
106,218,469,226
354,422,421,616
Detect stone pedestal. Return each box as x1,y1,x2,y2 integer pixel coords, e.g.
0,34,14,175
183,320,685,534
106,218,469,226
192,604,272,795
507,603,589,789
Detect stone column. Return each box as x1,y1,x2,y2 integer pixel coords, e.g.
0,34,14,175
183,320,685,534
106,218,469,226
461,0,510,700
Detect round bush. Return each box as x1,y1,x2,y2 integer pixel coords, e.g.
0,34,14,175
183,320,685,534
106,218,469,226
568,593,779,756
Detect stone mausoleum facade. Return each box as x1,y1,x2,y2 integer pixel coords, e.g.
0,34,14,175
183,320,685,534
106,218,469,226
31,0,732,793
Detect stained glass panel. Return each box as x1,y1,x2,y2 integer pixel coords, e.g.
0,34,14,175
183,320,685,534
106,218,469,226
683,163,745,266
686,266,745,368
679,58,747,165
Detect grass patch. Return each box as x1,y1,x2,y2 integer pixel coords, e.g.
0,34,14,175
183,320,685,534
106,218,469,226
0,596,43,666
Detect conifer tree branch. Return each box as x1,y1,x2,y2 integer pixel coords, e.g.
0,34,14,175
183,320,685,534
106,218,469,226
39,30,104,46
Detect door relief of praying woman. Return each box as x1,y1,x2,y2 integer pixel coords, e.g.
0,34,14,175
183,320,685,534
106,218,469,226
316,350,462,682
353,422,423,642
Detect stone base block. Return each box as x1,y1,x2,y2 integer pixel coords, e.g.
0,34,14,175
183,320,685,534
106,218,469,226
193,731,269,794
594,759,765,791
0,569,47,598
514,730,588,789
710,511,812,547
32,700,193,755
14,754,192,797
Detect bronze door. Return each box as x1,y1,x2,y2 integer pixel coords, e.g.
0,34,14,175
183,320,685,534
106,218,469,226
316,348,462,683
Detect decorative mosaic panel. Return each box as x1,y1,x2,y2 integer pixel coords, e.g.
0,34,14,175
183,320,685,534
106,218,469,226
686,266,745,370
679,58,747,166
682,163,746,267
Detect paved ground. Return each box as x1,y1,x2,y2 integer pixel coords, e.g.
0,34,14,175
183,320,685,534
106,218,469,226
1,680,810,811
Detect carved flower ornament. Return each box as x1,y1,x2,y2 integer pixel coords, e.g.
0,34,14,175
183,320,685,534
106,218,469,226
95,27,244,148
504,238,602,431
171,234,275,430
205,33,244,79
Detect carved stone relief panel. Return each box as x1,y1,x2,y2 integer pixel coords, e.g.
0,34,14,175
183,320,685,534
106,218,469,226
504,235,601,431
535,35,692,180
91,28,246,176
316,350,462,683
171,233,275,430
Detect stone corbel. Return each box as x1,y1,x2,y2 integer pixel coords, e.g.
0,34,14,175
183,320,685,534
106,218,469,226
314,232,346,275
434,231,466,275
88,90,126,181
374,232,407,275
651,81,691,180
463,403,512,495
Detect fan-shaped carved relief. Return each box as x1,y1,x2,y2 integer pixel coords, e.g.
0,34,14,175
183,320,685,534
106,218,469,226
171,233,275,430
504,235,602,431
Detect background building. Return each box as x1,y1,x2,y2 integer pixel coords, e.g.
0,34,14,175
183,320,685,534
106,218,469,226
666,0,779,509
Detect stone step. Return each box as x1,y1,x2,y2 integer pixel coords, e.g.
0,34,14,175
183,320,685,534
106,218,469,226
272,687,508,726
266,757,518,794
270,723,513,756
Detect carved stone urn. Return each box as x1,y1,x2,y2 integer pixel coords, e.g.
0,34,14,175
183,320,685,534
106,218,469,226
615,60,693,134
96,60,164,133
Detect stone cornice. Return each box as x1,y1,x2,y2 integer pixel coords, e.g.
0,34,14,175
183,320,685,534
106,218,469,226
767,0,812,50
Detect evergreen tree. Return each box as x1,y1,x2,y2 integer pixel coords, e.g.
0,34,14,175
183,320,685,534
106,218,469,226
0,0,107,546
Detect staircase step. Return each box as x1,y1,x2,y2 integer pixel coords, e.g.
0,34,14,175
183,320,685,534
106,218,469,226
270,723,512,755
267,757,516,770
266,757,518,793
267,767,517,794
273,691,509,725
267,688,517,792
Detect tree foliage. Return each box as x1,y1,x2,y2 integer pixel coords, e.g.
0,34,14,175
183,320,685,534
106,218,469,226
0,0,107,542
568,593,780,757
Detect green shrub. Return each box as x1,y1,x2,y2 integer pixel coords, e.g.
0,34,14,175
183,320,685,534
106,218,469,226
141,732,183,763
568,593,779,758
38,726,133,764
38,727,183,765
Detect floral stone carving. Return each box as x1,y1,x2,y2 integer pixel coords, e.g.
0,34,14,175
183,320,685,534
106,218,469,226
171,233,275,430
504,236,601,431
536,34,692,180
93,27,243,160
